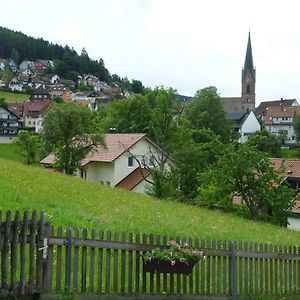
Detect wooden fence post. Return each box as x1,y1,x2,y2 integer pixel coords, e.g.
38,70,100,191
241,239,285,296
42,221,51,293
1,211,11,296
65,228,72,293
230,241,237,300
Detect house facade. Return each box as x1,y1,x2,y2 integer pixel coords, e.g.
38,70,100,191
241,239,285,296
9,101,51,133
41,133,168,194
227,110,261,143
255,99,299,122
0,106,20,143
264,106,300,144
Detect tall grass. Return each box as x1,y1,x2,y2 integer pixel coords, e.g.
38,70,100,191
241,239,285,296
0,159,299,246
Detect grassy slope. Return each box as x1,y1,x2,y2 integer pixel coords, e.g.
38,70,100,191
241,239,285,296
0,159,299,247
0,90,29,102
281,148,298,159
0,143,23,162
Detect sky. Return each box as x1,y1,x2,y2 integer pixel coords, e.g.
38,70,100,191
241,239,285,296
1,0,300,105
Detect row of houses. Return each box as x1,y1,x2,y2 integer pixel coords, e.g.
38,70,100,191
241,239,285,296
0,58,53,74
0,57,126,98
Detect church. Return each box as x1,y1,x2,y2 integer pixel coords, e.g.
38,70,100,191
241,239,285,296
221,32,256,112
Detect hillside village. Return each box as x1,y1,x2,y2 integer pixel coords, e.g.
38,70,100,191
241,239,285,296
1,31,300,231
2,1,300,296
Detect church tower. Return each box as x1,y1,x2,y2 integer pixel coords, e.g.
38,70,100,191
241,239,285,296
241,32,256,110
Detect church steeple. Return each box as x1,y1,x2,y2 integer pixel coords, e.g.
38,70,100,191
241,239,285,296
241,31,256,109
242,32,255,82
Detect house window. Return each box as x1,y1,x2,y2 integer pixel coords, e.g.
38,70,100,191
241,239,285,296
128,156,134,167
80,170,86,180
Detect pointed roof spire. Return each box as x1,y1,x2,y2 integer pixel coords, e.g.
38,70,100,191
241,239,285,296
242,32,255,82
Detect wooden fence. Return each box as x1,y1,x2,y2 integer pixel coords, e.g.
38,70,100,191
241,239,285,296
0,211,300,299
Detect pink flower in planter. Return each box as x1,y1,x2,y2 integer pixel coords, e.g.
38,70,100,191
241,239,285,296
171,260,176,266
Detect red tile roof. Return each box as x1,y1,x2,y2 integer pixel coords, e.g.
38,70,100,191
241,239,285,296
81,133,147,165
270,158,300,179
40,133,148,166
115,168,150,190
264,106,300,125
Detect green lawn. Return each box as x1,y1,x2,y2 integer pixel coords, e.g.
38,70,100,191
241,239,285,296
0,158,299,247
0,90,30,102
0,143,23,162
281,147,299,159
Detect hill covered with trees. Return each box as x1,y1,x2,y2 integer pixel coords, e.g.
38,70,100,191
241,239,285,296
0,26,141,90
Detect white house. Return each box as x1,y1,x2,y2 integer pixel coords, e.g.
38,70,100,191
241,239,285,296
255,98,299,122
9,77,23,92
227,110,261,143
264,106,300,144
8,101,51,133
41,133,168,194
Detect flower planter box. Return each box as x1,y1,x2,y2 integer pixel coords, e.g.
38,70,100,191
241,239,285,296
144,258,196,275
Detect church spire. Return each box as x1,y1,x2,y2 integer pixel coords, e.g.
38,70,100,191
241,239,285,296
242,32,255,82
241,32,256,109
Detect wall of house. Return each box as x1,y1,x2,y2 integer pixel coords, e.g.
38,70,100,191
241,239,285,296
9,83,23,92
113,138,162,187
266,124,296,144
240,111,261,143
84,162,115,186
288,217,300,231
0,136,16,144
24,116,37,128
132,179,149,193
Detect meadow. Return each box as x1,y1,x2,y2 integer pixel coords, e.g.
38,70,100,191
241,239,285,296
0,90,30,102
0,158,299,247
0,143,23,162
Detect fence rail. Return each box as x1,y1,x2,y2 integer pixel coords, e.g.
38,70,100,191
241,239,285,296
0,211,300,300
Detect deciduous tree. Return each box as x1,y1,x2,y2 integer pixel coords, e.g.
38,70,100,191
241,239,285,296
197,143,296,226
184,86,232,143
42,103,104,175
15,130,41,165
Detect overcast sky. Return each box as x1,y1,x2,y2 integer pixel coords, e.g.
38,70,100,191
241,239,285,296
1,0,300,105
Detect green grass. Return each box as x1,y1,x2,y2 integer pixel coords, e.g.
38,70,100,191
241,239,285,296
0,143,23,162
281,148,299,159
0,158,300,247
0,90,30,102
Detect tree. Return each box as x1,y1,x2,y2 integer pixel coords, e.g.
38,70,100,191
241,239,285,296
197,143,296,226
42,103,104,175
184,86,233,143
0,98,8,109
10,48,20,64
146,87,183,150
131,80,144,94
171,128,224,200
246,129,282,157
102,94,152,134
15,131,41,164
3,66,13,85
